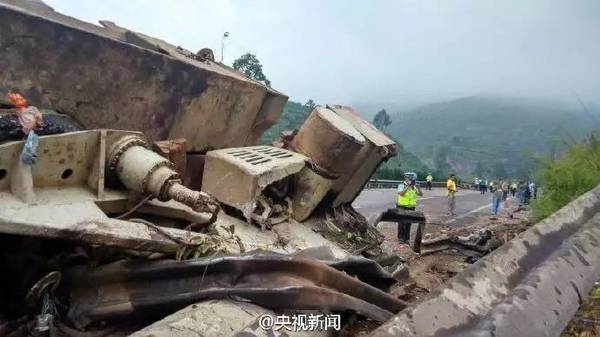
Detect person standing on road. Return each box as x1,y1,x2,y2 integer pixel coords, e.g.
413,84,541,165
529,182,537,199
510,182,517,197
491,184,503,215
517,181,527,206
446,174,457,216
396,172,423,243
501,179,509,201
426,173,433,191
479,178,487,194
524,181,532,204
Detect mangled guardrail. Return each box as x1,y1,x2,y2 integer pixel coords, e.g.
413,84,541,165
369,184,600,337
65,250,407,328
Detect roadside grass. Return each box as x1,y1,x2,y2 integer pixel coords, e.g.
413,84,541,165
531,134,600,221
561,283,600,337
535,134,600,337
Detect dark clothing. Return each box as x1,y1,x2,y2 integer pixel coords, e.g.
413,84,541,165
396,205,415,242
479,183,487,194
524,188,531,204
426,181,432,190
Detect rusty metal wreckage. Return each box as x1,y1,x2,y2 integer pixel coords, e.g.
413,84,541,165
0,1,598,337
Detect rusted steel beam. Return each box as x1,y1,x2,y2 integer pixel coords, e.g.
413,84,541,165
369,184,600,337
65,253,407,327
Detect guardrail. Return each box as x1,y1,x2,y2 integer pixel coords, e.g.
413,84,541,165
369,183,600,337
365,179,447,189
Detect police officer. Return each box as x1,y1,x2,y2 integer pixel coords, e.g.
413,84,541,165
396,172,423,243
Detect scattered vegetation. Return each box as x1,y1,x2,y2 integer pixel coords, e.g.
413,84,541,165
561,283,600,337
531,133,600,221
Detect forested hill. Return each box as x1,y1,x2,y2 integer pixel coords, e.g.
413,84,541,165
387,95,600,179
260,100,311,145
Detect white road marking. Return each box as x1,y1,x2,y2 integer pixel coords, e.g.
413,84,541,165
419,193,479,201
445,204,490,224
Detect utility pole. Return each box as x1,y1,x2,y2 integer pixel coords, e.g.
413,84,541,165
220,31,229,63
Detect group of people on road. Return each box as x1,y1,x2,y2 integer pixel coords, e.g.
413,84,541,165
395,172,538,243
474,177,537,215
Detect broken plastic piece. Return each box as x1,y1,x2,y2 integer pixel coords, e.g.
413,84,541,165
21,131,39,165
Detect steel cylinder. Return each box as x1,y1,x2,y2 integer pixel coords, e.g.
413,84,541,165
292,106,366,175
114,145,177,199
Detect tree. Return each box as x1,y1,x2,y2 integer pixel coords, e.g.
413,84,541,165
232,53,271,87
372,109,392,131
304,99,317,111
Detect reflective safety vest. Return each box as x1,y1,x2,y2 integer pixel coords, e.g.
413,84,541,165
397,188,417,207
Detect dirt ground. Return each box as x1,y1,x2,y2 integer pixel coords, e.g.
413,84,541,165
378,195,530,298
346,194,534,335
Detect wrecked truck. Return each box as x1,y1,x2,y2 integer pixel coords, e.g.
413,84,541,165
0,1,408,336
3,2,598,337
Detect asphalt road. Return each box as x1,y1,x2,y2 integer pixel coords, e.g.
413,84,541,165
353,187,492,225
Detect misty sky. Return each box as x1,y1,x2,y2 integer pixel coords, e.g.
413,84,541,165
46,0,600,108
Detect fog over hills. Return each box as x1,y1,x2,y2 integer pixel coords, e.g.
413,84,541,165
382,95,600,179
262,94,600,180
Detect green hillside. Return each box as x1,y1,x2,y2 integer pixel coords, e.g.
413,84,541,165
260,100,311,145
373,140,432,181
387,95,600,179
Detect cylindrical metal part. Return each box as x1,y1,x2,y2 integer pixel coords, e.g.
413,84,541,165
115,145,177,198
292,107,366,175
107,135,219,220
165,182,214,212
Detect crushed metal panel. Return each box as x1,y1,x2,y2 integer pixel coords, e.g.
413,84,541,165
0,130,231,253
65,252,406,327
290,167,334,221
0,131,99,190
327,105,397,207
328,105,396,148
245,92,288,146
369,183,600,337
213,213,348,258
202,146,307,218
0,1,287,151
292,106,366,176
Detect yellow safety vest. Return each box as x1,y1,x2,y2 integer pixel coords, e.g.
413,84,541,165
397,188,417,207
